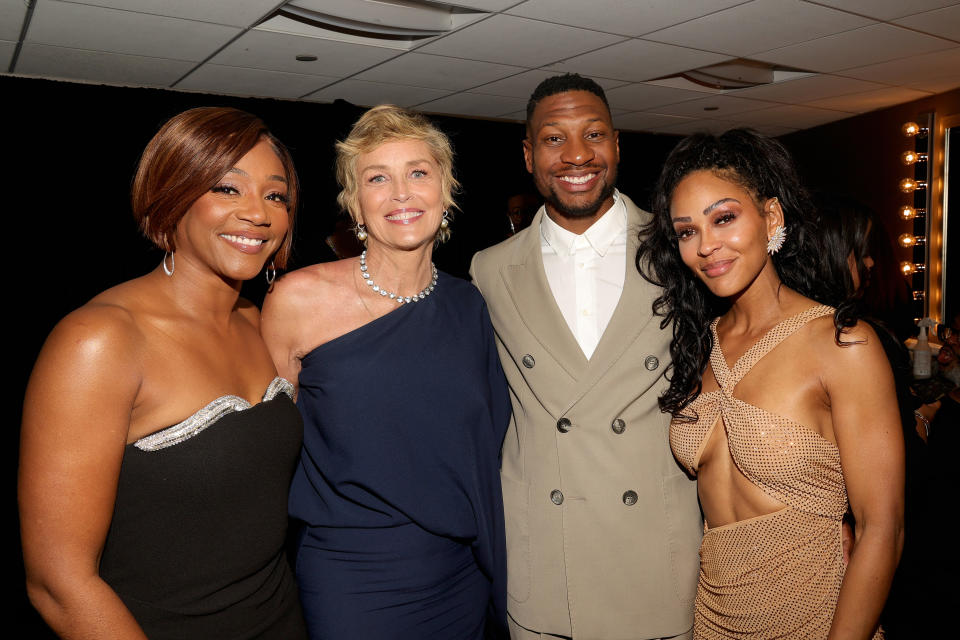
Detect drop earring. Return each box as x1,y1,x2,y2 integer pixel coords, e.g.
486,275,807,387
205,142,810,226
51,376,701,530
162,251,175,277
767,225,787,254
355,223,368,242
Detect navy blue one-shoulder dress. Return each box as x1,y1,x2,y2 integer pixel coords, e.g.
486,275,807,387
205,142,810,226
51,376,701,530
290,272,510,639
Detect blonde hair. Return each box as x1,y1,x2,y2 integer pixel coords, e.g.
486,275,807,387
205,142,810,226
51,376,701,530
335,105,459,243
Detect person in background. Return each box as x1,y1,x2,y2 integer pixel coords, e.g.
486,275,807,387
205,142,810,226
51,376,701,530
471,73,701,640
639,129,903,639
261,104,510,639
816,194,933,638
19,107,307,639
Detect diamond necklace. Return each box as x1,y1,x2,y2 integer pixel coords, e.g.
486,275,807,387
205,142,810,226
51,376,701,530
359,250,437,304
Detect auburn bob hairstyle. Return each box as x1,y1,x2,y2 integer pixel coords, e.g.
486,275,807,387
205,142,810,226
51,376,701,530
131,107,299,267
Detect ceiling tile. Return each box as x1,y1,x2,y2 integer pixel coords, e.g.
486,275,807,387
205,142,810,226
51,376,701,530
754,23,956,72
894,5,960,42
415,91,528,118
803,86,933,112
444,0,518,10
355,52,525,91
0,39,15,68
721,103,852,128
604,82,710,110
643,0,873,57
838,47,960,93
26,0,240,61
471,69,628,98
505,0,747,37
730,73,887,102
650,94,777,118
613,111,694,131
15,42,195,85
417,14,623,67
1,0,26,41
649,118,744,135
554,39,731,82
176,64,335,99
805,0,959,21
211,29,398,77
304,79,453,108
54,0,279,27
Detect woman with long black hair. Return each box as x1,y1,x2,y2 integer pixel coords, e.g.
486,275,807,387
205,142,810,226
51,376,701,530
638,129,903,639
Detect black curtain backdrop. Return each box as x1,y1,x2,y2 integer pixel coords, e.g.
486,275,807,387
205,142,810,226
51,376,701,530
9,74,680,635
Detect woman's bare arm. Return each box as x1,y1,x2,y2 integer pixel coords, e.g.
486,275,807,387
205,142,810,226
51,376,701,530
824,322,905,640
261,273,309,393
19,306,149,640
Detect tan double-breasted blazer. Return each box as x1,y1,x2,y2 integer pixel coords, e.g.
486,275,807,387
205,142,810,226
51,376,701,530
470,194,701,640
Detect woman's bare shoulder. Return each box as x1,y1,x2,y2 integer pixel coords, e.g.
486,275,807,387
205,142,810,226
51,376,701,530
265,260,356,312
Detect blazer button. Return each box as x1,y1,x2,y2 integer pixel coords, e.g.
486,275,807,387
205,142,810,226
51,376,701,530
644,355,660,371
522,354,535,368
557,417,572,433
611,418,626,434
622,490,638,506
550,490,564,505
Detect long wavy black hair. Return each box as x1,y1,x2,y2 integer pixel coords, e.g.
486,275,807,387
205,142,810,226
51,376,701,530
637,129,846,419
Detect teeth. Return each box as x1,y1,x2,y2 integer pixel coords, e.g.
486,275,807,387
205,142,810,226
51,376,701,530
386,210,423,221
559,173,597,185
221,234,264,246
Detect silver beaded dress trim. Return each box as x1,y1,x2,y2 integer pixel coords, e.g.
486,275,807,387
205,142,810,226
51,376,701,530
134,377,295,452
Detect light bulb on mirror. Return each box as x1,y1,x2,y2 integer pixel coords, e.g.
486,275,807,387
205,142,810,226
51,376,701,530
899,206,923,220
900,261,924,276
898,233,925,248
901,122,927,137
901,150,927,165
899,178,927,193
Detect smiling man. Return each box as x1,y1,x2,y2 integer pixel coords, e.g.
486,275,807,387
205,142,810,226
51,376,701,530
470,74,701,640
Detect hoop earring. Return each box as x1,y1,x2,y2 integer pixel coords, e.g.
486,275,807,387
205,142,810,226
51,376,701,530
767,225,787,254
355,224,368,242
162,251,175,277
265,261,276,285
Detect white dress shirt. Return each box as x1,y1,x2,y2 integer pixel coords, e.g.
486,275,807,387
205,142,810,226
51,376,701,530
540,191,627,360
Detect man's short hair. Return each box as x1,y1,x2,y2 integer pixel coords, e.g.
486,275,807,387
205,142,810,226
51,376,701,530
525,73,611,128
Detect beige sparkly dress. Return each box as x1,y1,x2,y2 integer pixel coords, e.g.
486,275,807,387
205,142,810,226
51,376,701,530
670,305,882,640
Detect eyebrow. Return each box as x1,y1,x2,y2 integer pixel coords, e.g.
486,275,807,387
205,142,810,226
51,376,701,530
671,197,741,224
225,167,287,184
361,159,433,172
540,116,604,129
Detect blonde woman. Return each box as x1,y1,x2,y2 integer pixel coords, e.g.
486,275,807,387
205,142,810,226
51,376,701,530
261,105,509,639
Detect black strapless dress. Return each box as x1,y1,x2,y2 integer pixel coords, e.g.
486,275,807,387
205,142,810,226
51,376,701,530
289,273,510,639
99,377,307,639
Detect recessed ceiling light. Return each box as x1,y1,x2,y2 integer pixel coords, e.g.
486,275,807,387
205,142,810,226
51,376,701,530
296,54,318,61
704,106,719,111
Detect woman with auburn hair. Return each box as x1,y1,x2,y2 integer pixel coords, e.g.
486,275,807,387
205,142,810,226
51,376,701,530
638,129,903,639
20,107,307,639
261,104,509,639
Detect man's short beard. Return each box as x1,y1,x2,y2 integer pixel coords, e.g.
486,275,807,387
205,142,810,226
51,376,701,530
542,177,617,220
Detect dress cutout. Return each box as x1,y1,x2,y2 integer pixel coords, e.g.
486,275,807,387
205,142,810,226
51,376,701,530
99,378,307,639
670,305,883,640
289,272,510,639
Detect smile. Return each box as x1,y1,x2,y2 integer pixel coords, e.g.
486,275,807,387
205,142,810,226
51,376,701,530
220,234,265,246
385,209,424,223
701,259,734,277
559,173,597,185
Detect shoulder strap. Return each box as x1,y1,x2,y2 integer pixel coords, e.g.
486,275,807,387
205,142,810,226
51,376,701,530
726,305,834,388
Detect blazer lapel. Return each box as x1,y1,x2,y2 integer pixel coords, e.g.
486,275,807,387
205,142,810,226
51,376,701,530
501,210,590,382
559,198,658,414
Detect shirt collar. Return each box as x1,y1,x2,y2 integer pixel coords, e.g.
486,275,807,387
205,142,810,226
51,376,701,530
540,190,626,257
